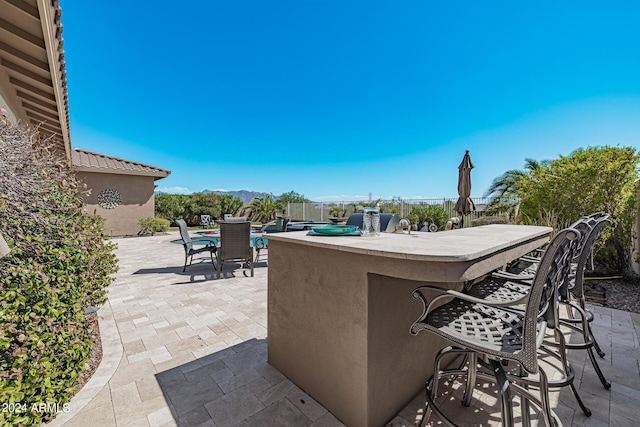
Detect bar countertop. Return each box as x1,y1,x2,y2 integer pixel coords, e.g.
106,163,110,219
266,224,553,262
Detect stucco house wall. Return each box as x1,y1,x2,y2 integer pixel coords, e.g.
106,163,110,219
72,149,170,237
76,172,157,237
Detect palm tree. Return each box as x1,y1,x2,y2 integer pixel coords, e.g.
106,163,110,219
240,195,280,223
484,158,549,219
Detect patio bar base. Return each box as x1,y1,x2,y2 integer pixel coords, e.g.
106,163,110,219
267,225,551,427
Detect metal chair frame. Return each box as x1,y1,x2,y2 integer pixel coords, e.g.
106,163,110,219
216,221,254,279
489,214,612,391
177,219,216,272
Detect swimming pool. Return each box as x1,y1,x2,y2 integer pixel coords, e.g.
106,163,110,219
195,230,267,247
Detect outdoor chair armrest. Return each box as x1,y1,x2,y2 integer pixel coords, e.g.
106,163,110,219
493,270,535,282
445,288,530,307
412,284,529,328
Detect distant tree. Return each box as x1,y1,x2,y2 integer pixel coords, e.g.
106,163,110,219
155,193,243,225
188,192,221,224
483,158,550,219
278,191,310,204
241,195,280,223
155,193,190,223
219,194,243,217
485,158,549,199
518,146,639,275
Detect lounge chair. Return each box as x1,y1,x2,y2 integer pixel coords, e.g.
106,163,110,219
199,215,215,228
177,219,216,272
216,220,254,279
262,217,289,233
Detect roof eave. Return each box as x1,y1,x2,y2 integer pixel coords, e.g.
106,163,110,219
72,165,171,179
37,0,70,164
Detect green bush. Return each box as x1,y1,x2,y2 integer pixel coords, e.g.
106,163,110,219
408,205,449,230
138,217,170,235
155,193,243,226
0,114,118,426
517,146,639,275
154,193,189,223
329,207,347,217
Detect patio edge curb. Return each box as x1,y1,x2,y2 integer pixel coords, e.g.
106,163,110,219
45,299,123,426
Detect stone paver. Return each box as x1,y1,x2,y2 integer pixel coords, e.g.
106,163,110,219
46,231,640,427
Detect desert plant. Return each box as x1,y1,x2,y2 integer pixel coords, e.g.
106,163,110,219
408,205,449,231
0,114,118,425
219,194,243,217
329,207,347,218
484,159,550,220
240,195,282,223
138,217,170,235
278,190,310,204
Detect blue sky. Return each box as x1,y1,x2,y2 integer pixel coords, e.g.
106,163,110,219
62,1,640,202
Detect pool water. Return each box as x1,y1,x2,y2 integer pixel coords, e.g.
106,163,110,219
195,230,267,247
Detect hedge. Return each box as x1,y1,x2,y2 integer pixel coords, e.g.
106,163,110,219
0,114,118,425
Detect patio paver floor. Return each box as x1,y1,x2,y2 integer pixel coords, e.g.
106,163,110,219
46,232,640,427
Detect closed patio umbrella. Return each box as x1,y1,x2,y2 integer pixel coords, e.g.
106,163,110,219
454,150,476,227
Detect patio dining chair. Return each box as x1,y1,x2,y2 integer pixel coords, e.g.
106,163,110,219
410,227,579,427
254,236,266,264
216,220,254,279
222,216,248,223
177,219,217,272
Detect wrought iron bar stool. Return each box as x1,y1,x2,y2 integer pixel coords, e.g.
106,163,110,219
410,227,579,427
488,214,612,391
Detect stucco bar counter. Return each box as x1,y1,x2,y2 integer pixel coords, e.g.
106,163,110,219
266,224,552,427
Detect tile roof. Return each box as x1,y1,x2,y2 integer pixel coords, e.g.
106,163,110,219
71,149,170,179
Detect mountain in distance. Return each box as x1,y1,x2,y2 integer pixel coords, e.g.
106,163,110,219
202,189,271,204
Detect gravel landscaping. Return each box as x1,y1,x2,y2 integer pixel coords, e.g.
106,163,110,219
586,277,640,314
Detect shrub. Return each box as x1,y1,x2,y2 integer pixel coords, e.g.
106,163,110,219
329,207,347,218
139,217,170,235
154,193,189,223
0,114,118,426
408,205,449,230
155,193,243,226
517,146,639,275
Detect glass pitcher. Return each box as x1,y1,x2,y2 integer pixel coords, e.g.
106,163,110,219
363,207,381,236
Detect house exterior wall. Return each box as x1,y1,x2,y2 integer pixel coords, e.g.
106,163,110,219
76,171,156,237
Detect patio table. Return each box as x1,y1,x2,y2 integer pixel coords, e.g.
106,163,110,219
266,224,552,427
189,231,268,247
